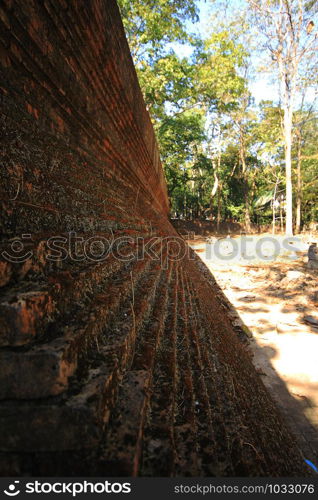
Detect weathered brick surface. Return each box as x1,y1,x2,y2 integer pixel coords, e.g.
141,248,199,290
0,289,55,346
0,339,77,399
0,0,312,477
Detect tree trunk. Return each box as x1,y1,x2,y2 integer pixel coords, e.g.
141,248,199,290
284,106,293,236
216,150,222,232
295,129,302,234
217,182,222,233
280,200,284,233
244,188,251,232
239,134,251,233
272,177,279,235
210,156,220,224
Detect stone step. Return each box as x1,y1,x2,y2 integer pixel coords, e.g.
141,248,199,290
0,365,116,453
0,265,164,450
185,270,235,476
99,370,151,476
132,263,174,373
176,266,221,476
0,338,77,399
98,263,175,475
0,255,163,399
173,268,200,476
0,288,55,347
0,235,164,347
140,265,180,476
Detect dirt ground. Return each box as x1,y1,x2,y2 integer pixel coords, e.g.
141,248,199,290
188,232,318,466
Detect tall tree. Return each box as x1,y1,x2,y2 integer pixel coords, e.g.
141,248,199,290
248,0,318,234
195,29,248,227
294,110,318,229
293,88,317,232
231,89,255,231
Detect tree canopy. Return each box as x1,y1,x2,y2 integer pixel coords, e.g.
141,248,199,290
119,0,318,234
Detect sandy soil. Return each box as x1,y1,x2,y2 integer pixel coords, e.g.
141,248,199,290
189,233,318,466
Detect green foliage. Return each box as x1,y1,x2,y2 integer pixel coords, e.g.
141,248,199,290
254,101,283,154
195,31,247,111
119,0,318,229
138,54,197,121
118,0,198,60
295,113,318,225
118,0,202,122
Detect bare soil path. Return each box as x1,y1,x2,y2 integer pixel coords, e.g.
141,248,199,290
189,233,318,468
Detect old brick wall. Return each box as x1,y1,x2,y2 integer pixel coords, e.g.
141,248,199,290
0,0,310,476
